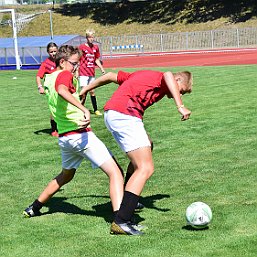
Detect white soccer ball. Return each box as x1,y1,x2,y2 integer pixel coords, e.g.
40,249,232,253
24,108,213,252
186,202,212,229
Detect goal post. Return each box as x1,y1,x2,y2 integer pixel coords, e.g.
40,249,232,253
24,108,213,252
0,9,21,70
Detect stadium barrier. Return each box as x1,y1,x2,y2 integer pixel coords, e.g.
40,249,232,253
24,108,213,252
1,27,257,69
110,44,144,57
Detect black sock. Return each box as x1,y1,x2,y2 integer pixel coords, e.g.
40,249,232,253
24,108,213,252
115,191,140,224
50,119,58,132
124,172,133,187
32,199,43,211
113,210,118,220
90,95,98,112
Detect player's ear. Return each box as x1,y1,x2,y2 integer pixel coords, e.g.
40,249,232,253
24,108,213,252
175,75,182,83
59,58,65,68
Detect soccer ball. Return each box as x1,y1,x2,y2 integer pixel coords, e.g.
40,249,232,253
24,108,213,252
186,202,212,229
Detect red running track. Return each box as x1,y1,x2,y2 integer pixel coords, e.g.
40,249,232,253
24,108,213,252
103,48,257,68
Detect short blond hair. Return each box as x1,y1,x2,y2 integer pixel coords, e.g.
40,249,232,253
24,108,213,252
86,28,95,37
175,71,193,93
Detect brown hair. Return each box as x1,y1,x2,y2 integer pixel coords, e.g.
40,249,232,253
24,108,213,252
46,42,58,52
55,45,81,67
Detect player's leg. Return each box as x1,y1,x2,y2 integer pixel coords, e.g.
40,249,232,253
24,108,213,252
124,136,153,186
23,134,82,218
99,158,124,212
104,110,151,235
124,138,153,210
88,77,102,115
79,75,90,107
23,168,76,218
50,115,58,137
82,131,124,212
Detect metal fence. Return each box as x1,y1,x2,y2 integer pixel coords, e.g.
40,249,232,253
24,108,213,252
98,27,257,56
1,26,257,68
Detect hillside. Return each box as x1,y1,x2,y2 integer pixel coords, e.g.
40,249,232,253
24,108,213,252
1,0,257,38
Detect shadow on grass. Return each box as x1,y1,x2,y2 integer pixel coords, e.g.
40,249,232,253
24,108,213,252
182,224,210,231
34,128,52,136
42,193,170,223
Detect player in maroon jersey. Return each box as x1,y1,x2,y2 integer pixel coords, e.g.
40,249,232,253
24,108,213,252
36,42,58,137
79,29,105,116
80,69,193,235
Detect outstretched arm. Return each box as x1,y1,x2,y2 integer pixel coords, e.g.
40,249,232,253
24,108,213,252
163,71,191,121
79,72,118,96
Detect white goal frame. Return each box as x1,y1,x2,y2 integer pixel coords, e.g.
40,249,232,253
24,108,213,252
0,9,20,70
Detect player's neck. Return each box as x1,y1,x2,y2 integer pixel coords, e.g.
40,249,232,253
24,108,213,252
85,42,93,47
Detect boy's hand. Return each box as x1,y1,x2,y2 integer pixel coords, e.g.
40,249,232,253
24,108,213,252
80,93,87,105
178,106,191,121
78,109,91,128
38,85,45,94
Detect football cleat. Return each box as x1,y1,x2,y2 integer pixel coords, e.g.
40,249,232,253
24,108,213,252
129,221,147,231
23,205,42,218
135,202,145,210
94,110,102,116
110,221,144,235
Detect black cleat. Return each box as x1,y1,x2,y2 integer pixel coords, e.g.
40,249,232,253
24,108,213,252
23,205,42,218
110,221,144,235
135,202,145,210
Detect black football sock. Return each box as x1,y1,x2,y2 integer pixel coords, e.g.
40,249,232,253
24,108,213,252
113,210,118,220
124,172,133,187
90,95,98,112
32,199,43,211
115,191,140,224
50,119,58,132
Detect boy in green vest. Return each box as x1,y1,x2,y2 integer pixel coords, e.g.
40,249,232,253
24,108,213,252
23,45,135,234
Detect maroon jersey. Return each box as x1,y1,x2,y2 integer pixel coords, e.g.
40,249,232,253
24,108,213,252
79,43,100,76
37,57,56,78
104,70,170,119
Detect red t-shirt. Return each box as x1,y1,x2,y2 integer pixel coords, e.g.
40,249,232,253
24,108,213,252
104,70,169,119
79,43,100,76
37,57,56,78
55,70,76,94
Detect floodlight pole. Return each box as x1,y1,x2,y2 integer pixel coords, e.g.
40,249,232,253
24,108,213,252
49,10,54,40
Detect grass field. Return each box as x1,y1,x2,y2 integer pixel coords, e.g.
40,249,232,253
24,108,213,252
0,64,257,257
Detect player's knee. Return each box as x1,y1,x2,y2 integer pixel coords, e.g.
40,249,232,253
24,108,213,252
56,169,76,186
140,163,154,180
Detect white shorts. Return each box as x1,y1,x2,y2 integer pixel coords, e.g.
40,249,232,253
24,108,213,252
79,76,95,87
104,110,151,153
58,131,112,169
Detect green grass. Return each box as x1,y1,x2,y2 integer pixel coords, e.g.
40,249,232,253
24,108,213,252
0,64,257,257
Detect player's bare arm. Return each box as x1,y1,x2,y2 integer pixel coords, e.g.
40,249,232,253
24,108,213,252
163,72,191,121
95,59,105,74
79,72,118,96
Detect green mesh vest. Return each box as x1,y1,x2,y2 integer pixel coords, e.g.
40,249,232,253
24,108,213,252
44,70,84,134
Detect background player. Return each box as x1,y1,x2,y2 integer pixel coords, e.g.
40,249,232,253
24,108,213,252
79,28,105,116
36,42,58,137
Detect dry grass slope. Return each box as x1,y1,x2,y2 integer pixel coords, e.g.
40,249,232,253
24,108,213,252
0,0,257,38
